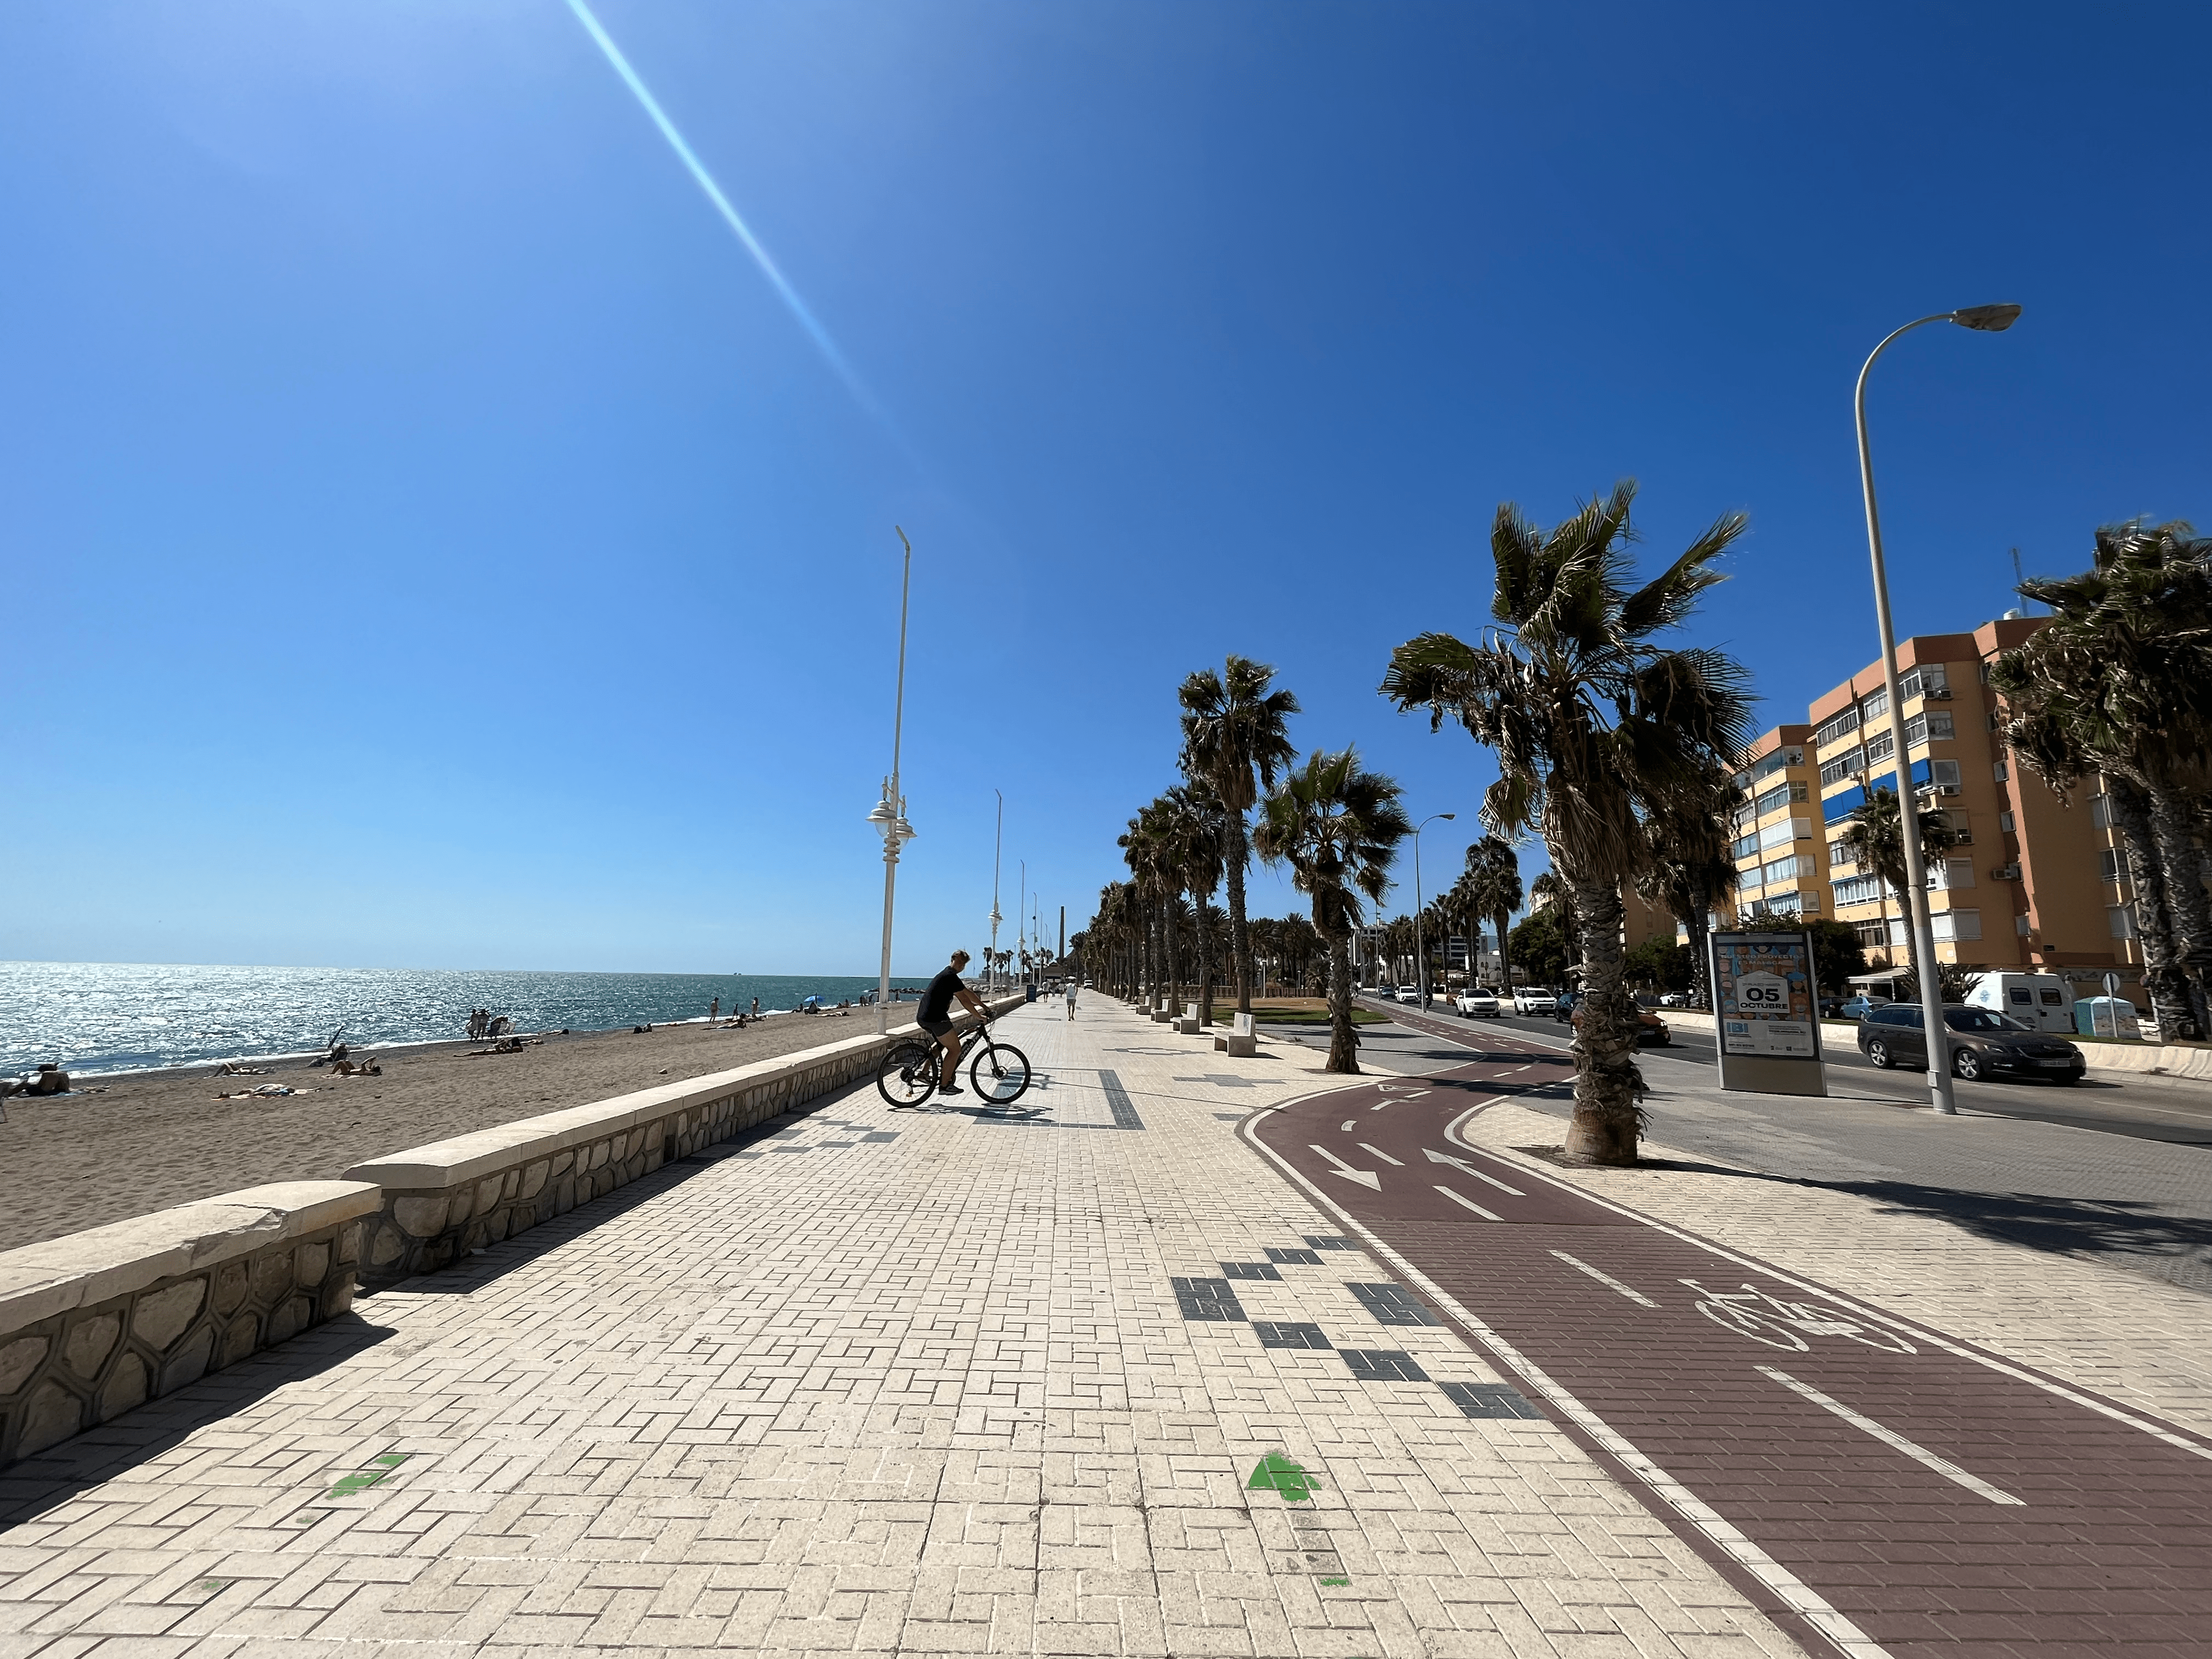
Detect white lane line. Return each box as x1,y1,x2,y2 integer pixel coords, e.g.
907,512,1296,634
1237,1120,1893,1659
1757,1367,2025,1506
1340,1120,1357,1131
1368,1103,1390,1110
1432,1185,1502,1221
1357,1142,1404,1166
1308,1145,1381,1190
1423,1147,1525,1194
1549,1249,1658,1307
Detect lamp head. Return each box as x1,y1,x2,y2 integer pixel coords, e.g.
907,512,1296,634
1950,303,2022,332
866,800,896,827
1440,811,1457,820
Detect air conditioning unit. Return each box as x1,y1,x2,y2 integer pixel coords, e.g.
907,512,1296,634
1991,863,2022,881
1927,687,1953,700
1939,783,1961,796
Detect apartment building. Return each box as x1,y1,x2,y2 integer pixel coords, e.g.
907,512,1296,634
1724,724,1831,924
1805,619,2142,994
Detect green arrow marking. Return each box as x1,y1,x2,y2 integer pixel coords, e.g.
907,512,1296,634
1246,1453,1322,1504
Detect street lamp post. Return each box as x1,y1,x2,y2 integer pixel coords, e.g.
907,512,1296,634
989,789,1004,995
1853,303,2021,1117
1412,812,1456,1011
870,528,919,1036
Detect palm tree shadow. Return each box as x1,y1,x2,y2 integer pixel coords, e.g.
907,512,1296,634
1637,1158,2212,1278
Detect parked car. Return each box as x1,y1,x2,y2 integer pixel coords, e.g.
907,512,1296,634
1511,987,1558,1015
1551,990,1578,1023
1857,1004,2086,1082
1455,988,1502,1018
1658,992,1688,1008
1838,994,1892,1021
1570,1002,1672,1046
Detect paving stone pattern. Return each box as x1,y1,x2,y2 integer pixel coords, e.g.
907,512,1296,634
0,1000,1805,1658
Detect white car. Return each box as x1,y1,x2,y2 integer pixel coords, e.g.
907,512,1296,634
1512,988,1558,1015
1393,985,1421,1005
1455,989,1502,1018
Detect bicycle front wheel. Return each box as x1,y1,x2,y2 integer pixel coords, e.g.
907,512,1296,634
877,1040,939,1107
969,1041,1033,1105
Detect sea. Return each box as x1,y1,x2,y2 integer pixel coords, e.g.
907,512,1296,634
0,962,934,1077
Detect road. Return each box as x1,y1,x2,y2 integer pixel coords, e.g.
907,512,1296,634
1242,1053,2212,1659
1263,997,2212,1147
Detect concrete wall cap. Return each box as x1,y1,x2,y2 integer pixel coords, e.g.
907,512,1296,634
0,1181,381,1337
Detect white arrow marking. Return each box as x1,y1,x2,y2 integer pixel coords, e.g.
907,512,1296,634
1340,1120,1357,1131
1308,1145,1381,1189
1433,1184,1501,1220
1357,1142,1404,1166
1421,1148,1525,1195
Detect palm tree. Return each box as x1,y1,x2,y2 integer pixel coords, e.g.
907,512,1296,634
1156,781,1228,1023
1179,657,1301,1018
1638,761,1738,1009
1254,747,1412,1072
1382,482,1752,1165
1526,871,1578,969
1991,520,2212,1038
1459,836,1523,993
1836,782,1962,1002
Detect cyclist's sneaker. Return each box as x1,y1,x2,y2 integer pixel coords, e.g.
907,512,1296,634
938,1085,964,1096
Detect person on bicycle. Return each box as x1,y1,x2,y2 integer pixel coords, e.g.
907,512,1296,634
916,949,988,1096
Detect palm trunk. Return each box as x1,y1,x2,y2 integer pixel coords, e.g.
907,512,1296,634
1224,814,1254,1016
2107,781,2195,1039
1163,900,1183,1014
2146,785,2212,1039
1318,896,1360,1074
1192,891,1216,1025
1560,875,1644,1166
1492,907,1511,993
1684,877,1713,1010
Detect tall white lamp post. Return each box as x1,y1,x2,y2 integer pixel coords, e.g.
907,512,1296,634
1853,303,2021,1116
869,528,919,1036
989,789,1005,995
1411,812,1455,1011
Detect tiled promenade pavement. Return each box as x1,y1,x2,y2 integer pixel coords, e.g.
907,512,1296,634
0,997,1811,1659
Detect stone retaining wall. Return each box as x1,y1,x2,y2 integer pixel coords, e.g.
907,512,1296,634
0,1181,379,1467
344,1000,1020,1291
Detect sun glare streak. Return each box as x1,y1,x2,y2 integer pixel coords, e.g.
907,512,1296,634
563,0,889,426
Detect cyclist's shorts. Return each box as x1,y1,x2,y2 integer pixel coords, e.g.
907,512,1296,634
917,1015,954,1039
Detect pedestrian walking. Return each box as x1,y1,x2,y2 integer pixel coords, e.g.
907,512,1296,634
1064,980,1078,1020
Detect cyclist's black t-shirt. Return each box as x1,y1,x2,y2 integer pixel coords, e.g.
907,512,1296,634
918,967,964,1023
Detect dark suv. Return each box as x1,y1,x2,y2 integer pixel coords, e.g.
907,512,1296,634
1857,1004,2086,1083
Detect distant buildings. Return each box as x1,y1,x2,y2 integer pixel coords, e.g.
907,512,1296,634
1714,616,2143,999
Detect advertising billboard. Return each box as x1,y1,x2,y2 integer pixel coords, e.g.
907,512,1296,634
1708,929,1827,1094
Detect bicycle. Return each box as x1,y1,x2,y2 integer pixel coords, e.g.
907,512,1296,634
1680,1279,1918,1354
876,1016,1034,1108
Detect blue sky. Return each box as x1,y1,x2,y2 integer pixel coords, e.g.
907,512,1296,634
3,0,2207,975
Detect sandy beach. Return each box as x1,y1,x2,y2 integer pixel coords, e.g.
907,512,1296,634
0,1009,896,1252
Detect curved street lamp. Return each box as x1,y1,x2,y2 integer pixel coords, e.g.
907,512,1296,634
1412,812,1456,1011
871,528,918,1035
1853,304,2021,1116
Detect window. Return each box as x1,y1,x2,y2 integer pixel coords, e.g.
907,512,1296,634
1931,909,1982,942
1900,667,1951,701
1993,760,2010,782
2039,989,2064,1007
1732,833,1760,862
1861,689,1889,720
1819,749,1863,787
2016,913,2032,936
2098,849,2123,882
2089,794,2113,829
1764,855,1802,884
1758,817,1809,851
1929,759,1961,789
1852,920,1889,949
1929,857,1976,891
1754,784,1790,816
1765,891,1803,916
1864,730,1895,764
1833,874,1888,907
1815,708,1861,748
1904,710,1955,746
1830,841,1856,869
2108,905,2136,940
1751,746,1802,782
1999,810,2016,833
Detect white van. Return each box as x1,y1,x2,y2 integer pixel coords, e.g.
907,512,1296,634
1965,973,2075,1035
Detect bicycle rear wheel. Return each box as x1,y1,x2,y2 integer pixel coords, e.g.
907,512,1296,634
877,1040,939,1107
969,1041,1032,1105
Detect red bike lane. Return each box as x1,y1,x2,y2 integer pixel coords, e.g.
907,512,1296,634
1244,1026,2212,1659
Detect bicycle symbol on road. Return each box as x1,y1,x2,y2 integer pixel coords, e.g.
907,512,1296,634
1681,1280,1918,1354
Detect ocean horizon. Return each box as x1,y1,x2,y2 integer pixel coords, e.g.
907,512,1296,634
1,961,942,1077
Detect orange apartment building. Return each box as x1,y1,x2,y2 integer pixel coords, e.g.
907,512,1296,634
1713,618,2145,998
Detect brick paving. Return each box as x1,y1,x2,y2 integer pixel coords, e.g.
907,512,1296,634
0,997,1807,1658
1252,1041,2212,1658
